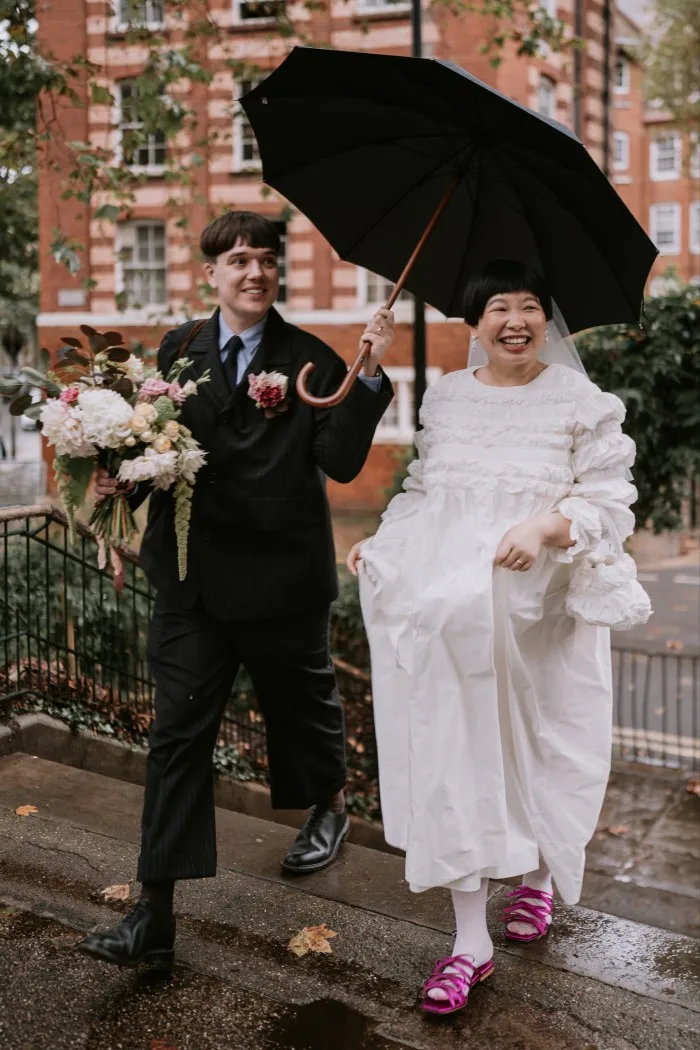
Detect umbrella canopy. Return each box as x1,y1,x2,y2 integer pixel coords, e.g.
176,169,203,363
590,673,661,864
242,47,657,334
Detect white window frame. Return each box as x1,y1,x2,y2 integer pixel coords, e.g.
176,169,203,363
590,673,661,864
690,202,700,256
274,221,288,304
650,133,682,182
356,0,411,14
232,0,284,25
374,366,442,445
357,269,411,309
233,79,262,172
690,134,700,180
614,55,630,94
649,203,681,256
537,76,556,119
116,80,166,174
613,131,630,171
116,221,167,309
112,0,164,31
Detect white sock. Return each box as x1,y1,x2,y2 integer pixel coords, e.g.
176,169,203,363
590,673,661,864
506,860,553,938
427,879,493,1002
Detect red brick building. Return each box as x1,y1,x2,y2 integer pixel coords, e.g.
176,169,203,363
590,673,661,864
613,10,700,296
36,0,692,512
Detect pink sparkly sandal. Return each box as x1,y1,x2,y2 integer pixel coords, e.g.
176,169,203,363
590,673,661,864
420,954,495,1016
503,885,554,942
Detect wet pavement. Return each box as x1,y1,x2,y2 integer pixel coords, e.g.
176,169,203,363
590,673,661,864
0,754,699,1050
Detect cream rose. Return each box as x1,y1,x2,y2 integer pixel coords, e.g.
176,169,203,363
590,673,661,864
163,420,180,440
153,435,172,454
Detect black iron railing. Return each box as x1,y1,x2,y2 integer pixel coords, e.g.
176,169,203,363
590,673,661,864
0,505,380,816
1,507,698,807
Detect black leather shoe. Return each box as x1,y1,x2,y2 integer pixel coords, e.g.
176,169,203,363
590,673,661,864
282,806,350,875
77,899,175,968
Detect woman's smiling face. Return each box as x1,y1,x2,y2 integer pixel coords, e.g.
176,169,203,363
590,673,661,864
474,290,548,369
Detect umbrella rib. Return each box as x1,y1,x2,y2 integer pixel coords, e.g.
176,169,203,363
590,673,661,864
339,141,470,265
490,144,642,323
262,129,466,183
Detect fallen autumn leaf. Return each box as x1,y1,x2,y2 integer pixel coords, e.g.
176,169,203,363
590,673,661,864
100,883,131,902
288,924,338,958
15,805,38,817
607,825,631,837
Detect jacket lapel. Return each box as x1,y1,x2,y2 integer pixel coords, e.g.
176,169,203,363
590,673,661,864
182,310,228,412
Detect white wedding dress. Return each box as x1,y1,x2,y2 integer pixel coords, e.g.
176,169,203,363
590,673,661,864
358,363,637,905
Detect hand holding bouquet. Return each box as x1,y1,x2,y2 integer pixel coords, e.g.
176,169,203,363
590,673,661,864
2,325,209,591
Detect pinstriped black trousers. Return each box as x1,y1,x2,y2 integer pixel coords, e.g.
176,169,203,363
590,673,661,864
137,599,346,882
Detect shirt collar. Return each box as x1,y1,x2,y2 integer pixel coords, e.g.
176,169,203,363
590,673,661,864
218,311,268,354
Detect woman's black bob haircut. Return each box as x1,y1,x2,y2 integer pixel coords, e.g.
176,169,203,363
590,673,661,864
462,259,553,326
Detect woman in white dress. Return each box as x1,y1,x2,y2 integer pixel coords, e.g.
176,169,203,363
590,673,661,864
348,260,645,1015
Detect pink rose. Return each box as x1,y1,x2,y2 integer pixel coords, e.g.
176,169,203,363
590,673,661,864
167,382,187,406
59,385,80,404
136,377,170,402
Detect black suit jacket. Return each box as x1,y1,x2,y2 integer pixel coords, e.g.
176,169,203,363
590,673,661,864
137,308,394,620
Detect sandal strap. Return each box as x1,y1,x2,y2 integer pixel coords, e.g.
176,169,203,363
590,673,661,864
503,886,553,936
422,954,477,1008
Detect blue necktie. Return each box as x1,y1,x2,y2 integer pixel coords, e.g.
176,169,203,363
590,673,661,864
222,335,244,390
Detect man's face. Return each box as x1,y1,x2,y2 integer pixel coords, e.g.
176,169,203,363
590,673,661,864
204,237,279,323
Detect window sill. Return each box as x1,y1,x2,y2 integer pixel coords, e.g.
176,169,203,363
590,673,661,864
650,172,681,182
352,7,411,22
229,19,279,32
107,22,168,40
127,165,167,177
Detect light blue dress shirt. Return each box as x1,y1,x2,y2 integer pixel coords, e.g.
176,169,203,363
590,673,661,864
218,312,382,392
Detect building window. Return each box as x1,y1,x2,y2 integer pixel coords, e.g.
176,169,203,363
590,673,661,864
614,55,630,94
538,0,557,15
234,80,261,171
650,133,682,181
358,269,411,307
690,202,700,256
537,76,556,119
613,131,630,171
356,0,411,12
374,367,442,444
233,0,284,23
115,0,164,27
649,203,681,256
274,221,288,304
117,222,167,308
118,81,166,170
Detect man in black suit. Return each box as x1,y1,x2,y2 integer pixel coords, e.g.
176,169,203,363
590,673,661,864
79,211,394,967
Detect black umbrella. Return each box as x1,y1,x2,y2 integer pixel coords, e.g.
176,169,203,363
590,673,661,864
242,47,657,406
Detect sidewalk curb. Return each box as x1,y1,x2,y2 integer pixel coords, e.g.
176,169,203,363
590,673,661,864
0,712,398,855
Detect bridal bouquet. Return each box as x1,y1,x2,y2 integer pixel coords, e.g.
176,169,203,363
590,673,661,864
4,325,209,590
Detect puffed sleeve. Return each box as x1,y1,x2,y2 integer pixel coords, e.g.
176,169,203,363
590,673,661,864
551,388,637,562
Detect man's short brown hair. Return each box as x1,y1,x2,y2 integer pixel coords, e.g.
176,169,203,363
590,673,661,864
200,211,280,262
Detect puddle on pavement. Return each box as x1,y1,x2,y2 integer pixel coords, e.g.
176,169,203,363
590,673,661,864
265,998,411,1050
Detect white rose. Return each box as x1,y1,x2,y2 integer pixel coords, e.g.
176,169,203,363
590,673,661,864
130,414,149,434
140,429,155,443
163,420,180,440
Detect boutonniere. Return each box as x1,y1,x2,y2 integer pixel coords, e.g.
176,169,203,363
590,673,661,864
247,371,290,419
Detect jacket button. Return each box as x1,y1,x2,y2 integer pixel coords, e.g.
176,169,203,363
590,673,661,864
209,472,217,484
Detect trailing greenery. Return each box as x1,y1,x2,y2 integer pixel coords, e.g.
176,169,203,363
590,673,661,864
577,287,700,533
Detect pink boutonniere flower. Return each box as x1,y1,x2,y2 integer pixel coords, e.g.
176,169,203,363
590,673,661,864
248,370,290,419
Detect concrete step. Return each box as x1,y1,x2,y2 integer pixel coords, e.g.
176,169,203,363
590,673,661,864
0,751,698,1050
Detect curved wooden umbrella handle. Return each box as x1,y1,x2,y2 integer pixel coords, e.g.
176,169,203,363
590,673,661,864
296,177,459,408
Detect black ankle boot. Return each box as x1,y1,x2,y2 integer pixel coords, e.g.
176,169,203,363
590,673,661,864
78,898,175,968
